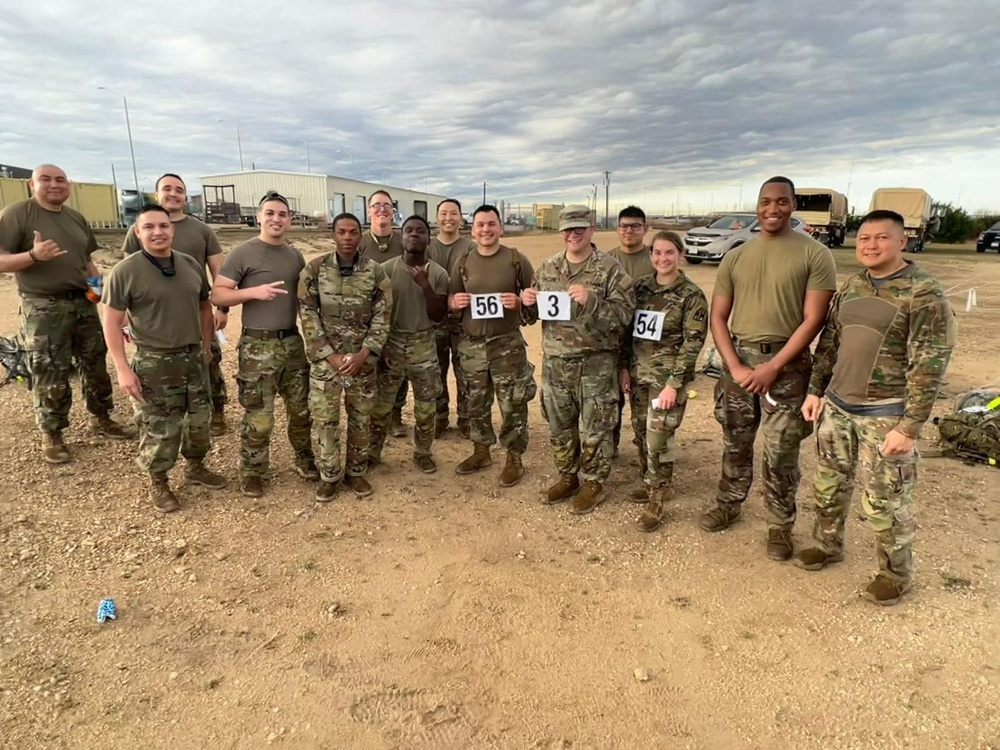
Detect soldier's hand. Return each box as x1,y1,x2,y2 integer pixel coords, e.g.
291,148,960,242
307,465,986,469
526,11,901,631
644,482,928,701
213,309,228,331
116,367,143,402
880,428,915,457
325,353,345,370
32,231,66,261
253,281,288,301
405,263,430,287
521,287,538,307
801,395,824,422
340,347,369,376
738,361,778,394
451,293,471,310
203,346,212,364
499,293,519,310
656,385,678,410
567,284,589,306
619,368,632,394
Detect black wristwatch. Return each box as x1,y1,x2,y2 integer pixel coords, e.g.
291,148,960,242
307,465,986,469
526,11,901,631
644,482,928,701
217,306,230,314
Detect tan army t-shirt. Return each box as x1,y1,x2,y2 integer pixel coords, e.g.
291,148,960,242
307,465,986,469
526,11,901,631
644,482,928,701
382,256,449,334
219,238,305,331
359,229,404,264
428,235,476,277
449,245,534,338
609,245,655,282
714,232,837,343
0,199,97,294
121,215,222,269
103,252,209,349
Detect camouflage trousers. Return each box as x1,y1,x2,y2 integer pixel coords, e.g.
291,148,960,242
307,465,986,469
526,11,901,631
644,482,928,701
458,330,536,454
130,345,211,475
208,336,226,411
811,400,917,583
541,352,617,483
20,293,114,433
370,331,442,459
629,381,689,490
714,344,813,529
236,335,314,478
435,317,469,426
309,356,376,483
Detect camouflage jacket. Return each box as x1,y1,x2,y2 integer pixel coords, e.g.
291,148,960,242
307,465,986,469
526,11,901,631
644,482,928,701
528,246,635,359
809,262,956,438
297,252,392,362
621,271,708,389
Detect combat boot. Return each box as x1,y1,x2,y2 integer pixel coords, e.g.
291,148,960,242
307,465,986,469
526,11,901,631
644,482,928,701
698,503,742,532
864,575,912,606
570,480,605,515
240,475,264,498
795,547,845,571
499,451,524,487
544,474,579,504
209,409,227,438
344,475,373,497
315,480,338,503
42,432,71,464
184,459,227,489
414,454,437,474
434,416,449,438
149,473,180,513
294,456,320,480
455,443,492,475
390,410,407,438
629,485,649,503
637,487,670,532
91,415,132,440
766,528,794,561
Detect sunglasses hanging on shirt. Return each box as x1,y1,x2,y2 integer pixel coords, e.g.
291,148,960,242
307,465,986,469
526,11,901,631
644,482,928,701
142,250,176,277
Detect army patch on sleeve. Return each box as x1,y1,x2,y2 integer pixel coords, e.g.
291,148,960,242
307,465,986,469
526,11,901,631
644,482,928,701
693,309,707,322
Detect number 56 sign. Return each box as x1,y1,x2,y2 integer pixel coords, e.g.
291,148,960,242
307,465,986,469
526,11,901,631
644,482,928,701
536,291,571,321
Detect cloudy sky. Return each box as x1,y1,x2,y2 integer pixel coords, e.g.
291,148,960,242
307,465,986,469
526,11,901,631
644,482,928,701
2,0,998,214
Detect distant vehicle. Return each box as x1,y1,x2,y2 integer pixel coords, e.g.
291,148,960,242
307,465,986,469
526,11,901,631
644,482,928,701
868,188,941,253
685,215,812,264
977,221,1000,254
683,213,757,255
795,188,847,247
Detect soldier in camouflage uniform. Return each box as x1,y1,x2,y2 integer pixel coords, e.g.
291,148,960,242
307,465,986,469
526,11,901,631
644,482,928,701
620,232,707,531
298,213,392,502
121,173,230,436
101,205,226,512
521,204,635,514
211,192,317,498
428,198,477,438
449,205,537,487
796,209,956,605
368,216,449,473
703,177,837,561
0,164,131,463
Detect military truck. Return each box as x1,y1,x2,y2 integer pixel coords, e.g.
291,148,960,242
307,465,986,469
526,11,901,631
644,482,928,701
794,188,847,247
868,188,941,253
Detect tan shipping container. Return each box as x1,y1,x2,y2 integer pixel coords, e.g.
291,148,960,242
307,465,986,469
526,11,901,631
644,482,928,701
0,177,30,212
67,182,120,227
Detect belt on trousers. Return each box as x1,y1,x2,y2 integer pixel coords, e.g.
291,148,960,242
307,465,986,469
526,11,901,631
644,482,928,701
242,327,299,340
19,289,87,301
733,337,788,355
136,343,201,354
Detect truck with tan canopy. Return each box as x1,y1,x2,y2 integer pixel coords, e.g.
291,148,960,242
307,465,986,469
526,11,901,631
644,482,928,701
794,188,847,247
868,187,941,253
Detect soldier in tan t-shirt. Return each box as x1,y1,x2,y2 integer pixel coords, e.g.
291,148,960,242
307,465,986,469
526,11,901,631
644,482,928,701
121,173,230,436
368,216,449,473
102,205,226,513
701,177,837,563
212,191,316,497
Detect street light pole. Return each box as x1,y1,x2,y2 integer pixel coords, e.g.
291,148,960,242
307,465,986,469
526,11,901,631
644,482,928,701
98,87,140,199
236,126,244,171
306,141,311,173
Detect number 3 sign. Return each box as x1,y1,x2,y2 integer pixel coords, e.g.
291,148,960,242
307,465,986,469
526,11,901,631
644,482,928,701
536,291,571,321
471,294,503,320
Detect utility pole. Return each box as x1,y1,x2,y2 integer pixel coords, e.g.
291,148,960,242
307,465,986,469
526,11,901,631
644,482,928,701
483,182,487,206
603,171,611,228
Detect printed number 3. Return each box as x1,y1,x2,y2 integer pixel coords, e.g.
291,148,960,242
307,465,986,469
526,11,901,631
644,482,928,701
548,296,559,318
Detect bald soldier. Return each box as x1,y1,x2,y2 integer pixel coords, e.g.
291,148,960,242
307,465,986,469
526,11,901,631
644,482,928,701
0,164,130,463
121,173,230,436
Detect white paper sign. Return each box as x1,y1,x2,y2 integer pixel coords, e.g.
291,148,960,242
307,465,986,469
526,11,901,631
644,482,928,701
537,291,571,321
470,294,503,320
633,310,665,341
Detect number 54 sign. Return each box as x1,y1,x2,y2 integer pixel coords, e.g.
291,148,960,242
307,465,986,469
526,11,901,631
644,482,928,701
633,310,665,341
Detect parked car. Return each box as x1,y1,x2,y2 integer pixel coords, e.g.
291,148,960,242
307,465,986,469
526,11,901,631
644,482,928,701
685,216,812,264
683,213,757,256
976,221,1000,254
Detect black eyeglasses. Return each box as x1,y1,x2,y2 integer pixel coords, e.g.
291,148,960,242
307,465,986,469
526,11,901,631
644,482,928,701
142,251,176,277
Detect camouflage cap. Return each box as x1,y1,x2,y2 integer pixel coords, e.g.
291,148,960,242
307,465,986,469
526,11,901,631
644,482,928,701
558,204,593,231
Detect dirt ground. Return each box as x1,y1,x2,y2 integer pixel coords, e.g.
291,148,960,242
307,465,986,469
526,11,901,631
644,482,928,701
1,228,998,749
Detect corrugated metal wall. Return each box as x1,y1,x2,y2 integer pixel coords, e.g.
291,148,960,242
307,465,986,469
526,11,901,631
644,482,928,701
200,172,328,217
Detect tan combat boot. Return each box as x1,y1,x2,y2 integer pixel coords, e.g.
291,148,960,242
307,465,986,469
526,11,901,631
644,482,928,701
149,473,180,513
864,575,912,606
499,451,524,487
766,528,794,561
570,480,605,515
42,432,71,464
315,480,338,502
344,474,373,497
637,487,670,532
184,459,227,489
455,443,492,475
92,415,132,440
240,475,264,498
795,547,844,571
698,503,742,532
544,474,579,504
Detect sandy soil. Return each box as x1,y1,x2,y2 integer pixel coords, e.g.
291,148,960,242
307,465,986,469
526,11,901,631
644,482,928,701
1,229,998,749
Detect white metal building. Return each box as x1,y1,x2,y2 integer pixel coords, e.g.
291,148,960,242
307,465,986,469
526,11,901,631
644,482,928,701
199,169,449,224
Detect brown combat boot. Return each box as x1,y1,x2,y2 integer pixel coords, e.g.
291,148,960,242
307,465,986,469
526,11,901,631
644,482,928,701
315,480,338,502
42,432,71,464
864,575,912,606
209,409,227,438
92,415,132,440
149,473,180,513
766,528,794,561
795,547,845,571
390,410,407,438
455,443,492,475
184,459,227,489
344,474,373,497
240,475,264,498
698,503,742,532
570,480,605,515
637,487,670,532
434,416,449,438
545,474,579,504
499,451,524,487
414,454,437,474
629,486,648,503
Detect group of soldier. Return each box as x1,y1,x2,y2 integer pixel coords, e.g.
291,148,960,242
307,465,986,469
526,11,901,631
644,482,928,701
0,166,956,606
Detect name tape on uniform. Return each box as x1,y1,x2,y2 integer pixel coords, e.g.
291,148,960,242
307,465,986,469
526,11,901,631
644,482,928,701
537,291,571,321
633,310,665,341
470,294,504,320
